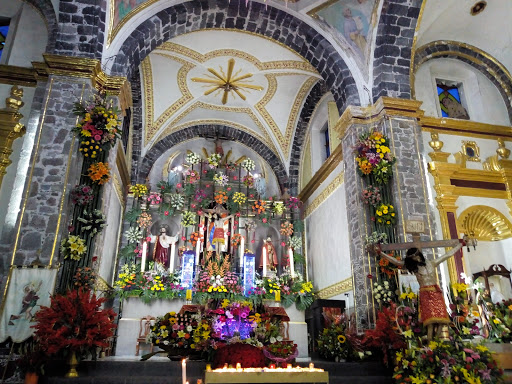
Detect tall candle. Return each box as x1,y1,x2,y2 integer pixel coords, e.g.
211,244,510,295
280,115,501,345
169,241,176,274
182,359,187,384
288,247,295,278
262,245,267,277
239,235,245,270
195,237,200,266
141,241,147,272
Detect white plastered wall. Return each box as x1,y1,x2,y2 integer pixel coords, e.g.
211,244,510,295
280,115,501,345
305,163,352,308
415,58,510,126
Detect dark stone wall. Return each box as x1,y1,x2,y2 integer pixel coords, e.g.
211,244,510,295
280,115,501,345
110,0,360,113
372,0,423,101
24,0,59,53
55,0,106,59
139,125,289,193
130,69,143,183
414,41,512,123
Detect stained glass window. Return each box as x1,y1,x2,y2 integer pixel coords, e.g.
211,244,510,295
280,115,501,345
437,83,467,118
0,21,9,61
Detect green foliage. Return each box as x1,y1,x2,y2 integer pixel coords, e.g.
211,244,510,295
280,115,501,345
125,207,142,223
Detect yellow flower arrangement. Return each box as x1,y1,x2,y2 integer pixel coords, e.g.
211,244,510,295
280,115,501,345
87,162,111,185
232,192,247,205
374,203,396,226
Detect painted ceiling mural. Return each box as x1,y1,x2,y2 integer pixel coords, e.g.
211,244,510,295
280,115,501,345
141,30,322,166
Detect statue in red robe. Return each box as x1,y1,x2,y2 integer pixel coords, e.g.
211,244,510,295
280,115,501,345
259,237,278,270
149,227,179,267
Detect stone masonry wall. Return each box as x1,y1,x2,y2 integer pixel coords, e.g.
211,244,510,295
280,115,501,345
55,0,106,59
25,0,59,53
372,0,423,101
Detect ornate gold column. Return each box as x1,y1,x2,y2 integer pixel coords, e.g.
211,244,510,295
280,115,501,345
0,86,25,189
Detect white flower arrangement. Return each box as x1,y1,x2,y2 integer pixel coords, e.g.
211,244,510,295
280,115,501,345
186,152,201,165
169,193,185,210
241,158,255,172
207,153,222,168
288,236,302,250
373,280,394,304
213,172,229,187
125,226,143,244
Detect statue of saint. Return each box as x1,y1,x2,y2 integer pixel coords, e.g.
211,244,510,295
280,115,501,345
373,241,463,340
259,237,278,271
203,204,234,256
149,227,179,267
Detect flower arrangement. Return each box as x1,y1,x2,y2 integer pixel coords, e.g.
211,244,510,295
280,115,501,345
186,152,201,165
213,343,266,369
214,190,228,204
194,189,207,202
241,158,255,172
189,232,199,247
231,233,242,249
70,184,94,206
78,139,103,158
252,200,266,215
483,299,512,343
73,97,121,150
87,162,111,185
287,197,301,210
242,175,254,188
365,231,388,247
232,192,246,205
147,192,162,205
185,169,200,184
374,203,396,226
169,193,185,210
77,209,107,237
379,251,401,277
181,211,197,227
33,288,116,357
72,267,96,290
361,185,382,206
264,340,298,362
60,235,87,261
287,236,302,250
272,201,285,215
354,130,396,185
213,172,229,186
373,280,394,305
130,184,149,198
148,311,197,352
280,221,293,237
317,322,351,362
393,339,503,383
125,226,143,243
136,212,152,228
208,153,222,168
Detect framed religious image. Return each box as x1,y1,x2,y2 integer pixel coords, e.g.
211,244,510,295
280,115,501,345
0,266,58,343
461,141,480,162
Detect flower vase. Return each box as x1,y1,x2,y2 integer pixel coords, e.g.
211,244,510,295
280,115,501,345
24,372,38,384
65,351,79,378
140,202,147,211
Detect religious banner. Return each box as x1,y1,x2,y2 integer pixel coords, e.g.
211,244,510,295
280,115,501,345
180,250,195,289
0,266,58,343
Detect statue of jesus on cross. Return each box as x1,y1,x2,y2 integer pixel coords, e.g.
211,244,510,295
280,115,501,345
370,220,465,340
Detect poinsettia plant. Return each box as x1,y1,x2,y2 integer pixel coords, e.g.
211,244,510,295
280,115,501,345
32,288,116,358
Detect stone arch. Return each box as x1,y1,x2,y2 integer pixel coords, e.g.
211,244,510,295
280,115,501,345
110,0,360,113
413,40,512,122
23,0,58,52
288,80,328,195
372,0,423,102
138,125,289,193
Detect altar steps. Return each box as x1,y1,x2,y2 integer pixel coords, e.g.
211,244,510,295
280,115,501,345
39,359,393,384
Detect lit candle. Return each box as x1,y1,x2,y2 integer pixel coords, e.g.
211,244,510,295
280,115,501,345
269,364,276,370
182,359,187,384
195,237,200,266
206,364,212,372
262,244,267,277
141,241,147,272
309,363,314,370
236,363,241,371
169,241,176,274
239,235,245,270
288,247,295,278
186,289,192,301
287,364,292,370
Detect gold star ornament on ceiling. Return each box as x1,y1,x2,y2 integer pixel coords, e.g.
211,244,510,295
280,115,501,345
191,58,264,104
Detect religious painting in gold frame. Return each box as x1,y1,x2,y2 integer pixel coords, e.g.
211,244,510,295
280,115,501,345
461,140,480,162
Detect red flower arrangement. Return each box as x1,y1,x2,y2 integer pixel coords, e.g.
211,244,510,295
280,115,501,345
263,340,298,364
32,288,116,356
213,343,266,368
70,184,94,206
379,251,401,277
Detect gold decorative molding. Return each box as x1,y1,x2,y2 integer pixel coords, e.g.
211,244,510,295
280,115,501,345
316,277,353,299
299,131,312,191
0,64,39,87
0,86,25,189
334,97,424,140
304,169,344,218
116,145,130,192
497,138,511,159
112,173,126,209
41,54,127,95
420,116,512,140
299,144,343,203
458,205,512,241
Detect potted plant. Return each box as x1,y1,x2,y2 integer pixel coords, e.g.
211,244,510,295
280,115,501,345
32,287,116,377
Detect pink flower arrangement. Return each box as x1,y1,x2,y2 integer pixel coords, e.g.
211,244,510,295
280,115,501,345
147,192,162,205
287,197,302,210
361,185,382,206
70,184,94,206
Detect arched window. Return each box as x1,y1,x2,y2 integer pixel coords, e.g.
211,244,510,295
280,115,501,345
0,17,10,61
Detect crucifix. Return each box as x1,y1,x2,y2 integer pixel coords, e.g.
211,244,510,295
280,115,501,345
373,219,465,340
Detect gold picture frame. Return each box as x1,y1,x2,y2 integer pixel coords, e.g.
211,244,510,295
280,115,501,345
461,140,480,162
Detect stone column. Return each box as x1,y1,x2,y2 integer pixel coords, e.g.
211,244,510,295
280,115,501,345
337,97,436,329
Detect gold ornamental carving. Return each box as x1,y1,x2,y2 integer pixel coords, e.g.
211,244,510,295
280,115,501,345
497,138,511,159
458,205,512,241
428,131,450,162
0,86,25,189
191,58,263,105
316,277,353,300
